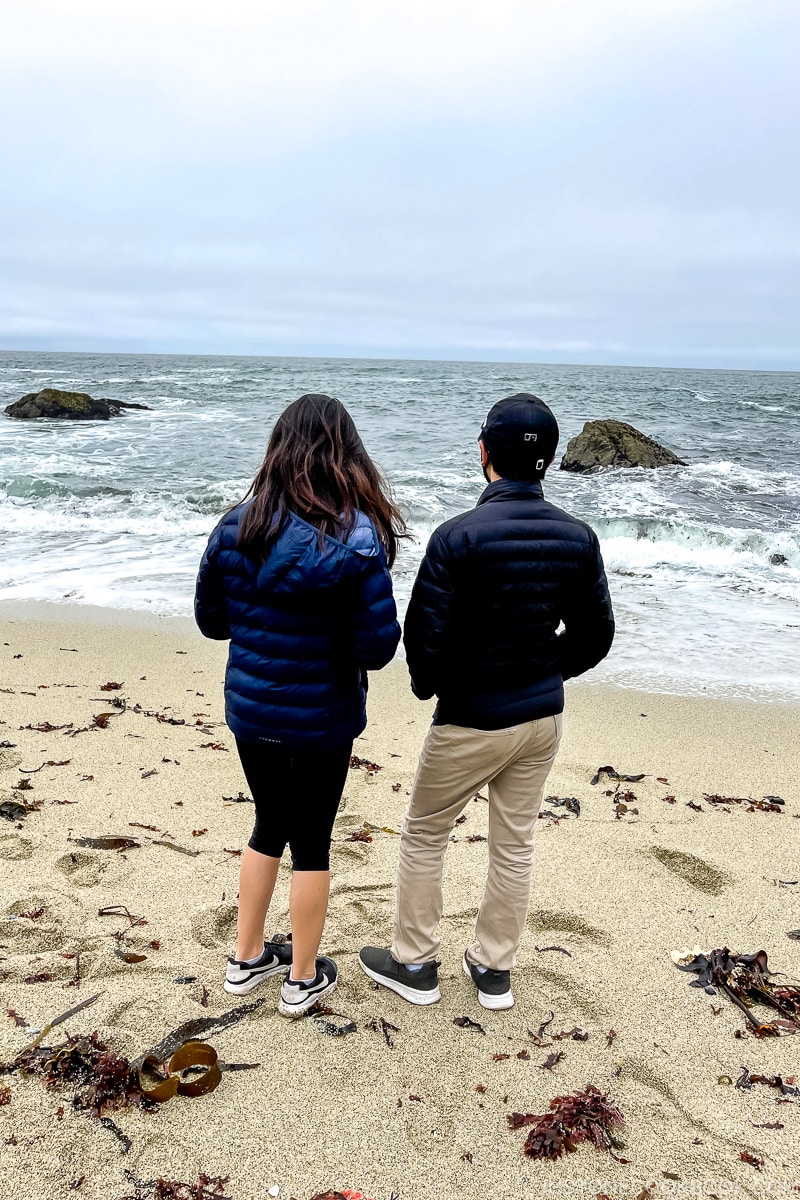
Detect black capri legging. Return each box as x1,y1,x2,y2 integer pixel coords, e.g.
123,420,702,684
235,737,353,871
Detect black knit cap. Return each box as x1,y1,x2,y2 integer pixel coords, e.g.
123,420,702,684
479,393,559,479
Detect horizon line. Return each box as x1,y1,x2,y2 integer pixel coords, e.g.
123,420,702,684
1,345,799,375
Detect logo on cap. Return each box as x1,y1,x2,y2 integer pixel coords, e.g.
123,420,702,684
523,432,538,442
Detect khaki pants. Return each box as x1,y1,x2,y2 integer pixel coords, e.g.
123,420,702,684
392,714,562,972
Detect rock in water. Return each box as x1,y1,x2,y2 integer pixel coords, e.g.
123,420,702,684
4,387,150,420
560,419,686,473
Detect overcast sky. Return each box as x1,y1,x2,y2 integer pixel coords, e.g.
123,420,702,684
1,1,798,368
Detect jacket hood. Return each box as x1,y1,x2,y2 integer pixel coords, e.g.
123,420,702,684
225,504,383,595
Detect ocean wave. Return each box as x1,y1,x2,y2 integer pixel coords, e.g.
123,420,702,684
682,460,800,496
0,505,212,539
660,385,720,402
0,482,244,535
597,517,799,600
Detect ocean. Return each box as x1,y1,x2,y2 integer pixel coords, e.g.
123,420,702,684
1,351,798,701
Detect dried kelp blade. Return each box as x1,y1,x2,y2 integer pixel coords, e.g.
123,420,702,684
590,765,646,785
99,905,147,927
170,1042,222,1097
453,1015,486,1035
536,1010,555,1039
736,1067,800,1097
137,1057,180,1103
19,759,72,774
544,795,581,817
4,993,102,1061
115,947,148,964
134,997,266,1066
73,836,140,851
149,839,200,857
704,793,785,813
308,1003,358,1036
312,1015,358,1036
138,1041,222,1102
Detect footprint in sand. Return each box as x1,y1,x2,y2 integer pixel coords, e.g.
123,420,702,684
190,902,238,948
346,894,393,919
55,850,107,888
330,879,394,898
0,749,23,772
0,832,34,861
646,846,731,895
324,884,395,951
330,841,371,866
623,1056,721,1142
333,812,361,830
403,1102,455,1155
526,959,610,1020
528,908,613,947
524,910,614,1020
2,898,65,953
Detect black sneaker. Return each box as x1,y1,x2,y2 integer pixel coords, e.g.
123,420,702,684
224,939,292,995
463,951,514,1010
358,946,441,1005
278,956,338,1017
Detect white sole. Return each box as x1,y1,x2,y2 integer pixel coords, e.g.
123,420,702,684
278,977,337,1019
358,958,441,1005
462,955,514,1010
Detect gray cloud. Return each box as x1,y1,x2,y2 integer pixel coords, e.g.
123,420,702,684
1,0,798,366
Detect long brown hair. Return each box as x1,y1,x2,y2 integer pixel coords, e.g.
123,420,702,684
237,394,407,567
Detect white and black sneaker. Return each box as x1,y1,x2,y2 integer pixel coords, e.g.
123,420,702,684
463,951,514,1010
278,956,338,1018
224,939,292,995
358,946,441,1005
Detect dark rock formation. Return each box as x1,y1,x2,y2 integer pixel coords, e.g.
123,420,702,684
560,419,686,473
4,388,151,420
769,553,788,566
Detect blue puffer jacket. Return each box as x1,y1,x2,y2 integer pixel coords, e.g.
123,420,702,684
404,478,614,729
194,504,400,749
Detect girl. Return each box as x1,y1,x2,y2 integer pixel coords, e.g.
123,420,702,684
195,394,403,1016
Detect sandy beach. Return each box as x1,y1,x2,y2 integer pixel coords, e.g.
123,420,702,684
1,603,799,1200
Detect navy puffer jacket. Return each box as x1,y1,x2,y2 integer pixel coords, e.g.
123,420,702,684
404,478,614,729
195,504,400,749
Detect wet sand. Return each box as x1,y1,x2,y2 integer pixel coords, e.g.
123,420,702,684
1,605,798,1200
